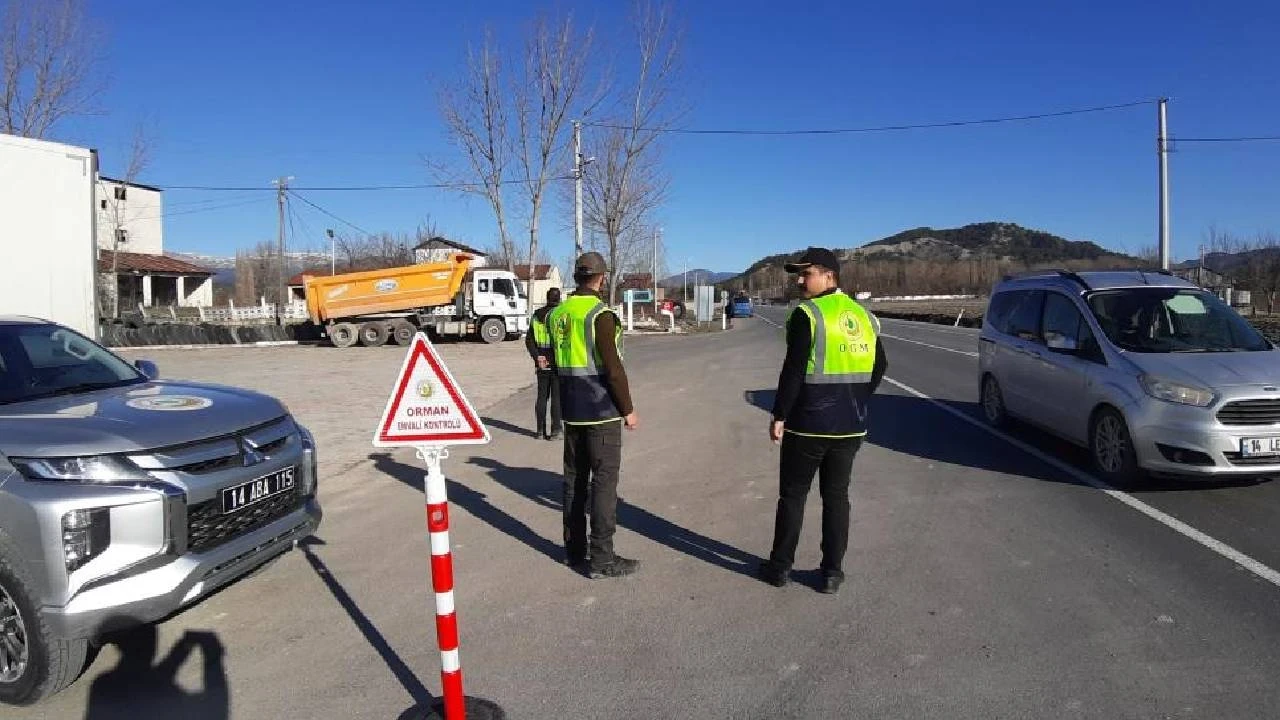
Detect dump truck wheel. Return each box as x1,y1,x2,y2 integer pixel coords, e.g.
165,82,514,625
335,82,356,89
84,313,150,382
479,318,505,344
359,322,390,347
329,323,359,348
390,320,416,345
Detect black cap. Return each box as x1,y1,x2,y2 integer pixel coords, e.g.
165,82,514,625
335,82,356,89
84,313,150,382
574,251,608,276
784,247,840,274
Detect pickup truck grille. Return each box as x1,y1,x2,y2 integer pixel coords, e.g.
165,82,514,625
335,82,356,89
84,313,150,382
1217,400,1280,426
188,483,304,554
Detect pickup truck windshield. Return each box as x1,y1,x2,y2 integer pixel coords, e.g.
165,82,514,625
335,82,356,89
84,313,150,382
0,324,145,405
1086,287,1270,353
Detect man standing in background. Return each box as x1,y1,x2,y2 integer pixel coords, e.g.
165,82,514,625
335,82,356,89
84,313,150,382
527,287,562,440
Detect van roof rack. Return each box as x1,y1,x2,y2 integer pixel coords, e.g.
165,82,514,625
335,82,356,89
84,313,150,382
1000,268,1091,291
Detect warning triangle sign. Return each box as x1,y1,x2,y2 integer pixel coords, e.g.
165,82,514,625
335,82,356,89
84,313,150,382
372,332,490,448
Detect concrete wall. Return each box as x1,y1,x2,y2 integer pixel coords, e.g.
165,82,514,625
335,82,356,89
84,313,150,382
96,178,164,255
0,133,99,338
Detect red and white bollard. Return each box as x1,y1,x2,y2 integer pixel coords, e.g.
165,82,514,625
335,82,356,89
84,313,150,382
421,446,464,717
414,447,505,720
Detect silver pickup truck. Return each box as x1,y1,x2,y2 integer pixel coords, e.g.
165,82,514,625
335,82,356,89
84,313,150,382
0,316,322,705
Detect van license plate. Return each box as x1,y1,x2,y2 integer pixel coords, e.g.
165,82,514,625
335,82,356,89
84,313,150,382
1240,437,1280,458
221,467,296,514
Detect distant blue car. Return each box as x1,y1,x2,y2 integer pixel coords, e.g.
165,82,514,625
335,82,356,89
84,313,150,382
730,296,752,318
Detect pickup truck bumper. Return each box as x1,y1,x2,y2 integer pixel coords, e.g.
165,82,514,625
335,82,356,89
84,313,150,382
44,498,321,640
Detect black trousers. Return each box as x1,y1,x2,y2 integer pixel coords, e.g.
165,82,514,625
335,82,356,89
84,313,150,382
767,433,862,577
534,370,561,436
563,420,622,569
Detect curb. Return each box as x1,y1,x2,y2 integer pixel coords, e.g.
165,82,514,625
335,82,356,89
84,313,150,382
111,341,304,352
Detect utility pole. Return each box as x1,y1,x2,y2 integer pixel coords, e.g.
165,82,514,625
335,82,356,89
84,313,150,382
573,121,584,257
273,176,292,324
1158,98,1170,270
652,226,660,311
327,228,335,275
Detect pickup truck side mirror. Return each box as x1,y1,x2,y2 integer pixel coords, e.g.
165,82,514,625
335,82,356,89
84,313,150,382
135,359,159,380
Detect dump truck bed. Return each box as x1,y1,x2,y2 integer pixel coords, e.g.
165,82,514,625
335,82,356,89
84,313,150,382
304,254,472,324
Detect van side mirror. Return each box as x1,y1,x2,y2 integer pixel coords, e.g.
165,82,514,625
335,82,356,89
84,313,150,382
135,359,159,380
1046,334,1079,353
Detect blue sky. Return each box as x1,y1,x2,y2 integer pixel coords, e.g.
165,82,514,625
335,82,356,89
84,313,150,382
53,0,1280,274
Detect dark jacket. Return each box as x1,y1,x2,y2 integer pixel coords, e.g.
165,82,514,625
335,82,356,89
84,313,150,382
526,303,558,370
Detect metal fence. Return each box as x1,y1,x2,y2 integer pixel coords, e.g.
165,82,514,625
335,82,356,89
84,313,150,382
136,301,309,325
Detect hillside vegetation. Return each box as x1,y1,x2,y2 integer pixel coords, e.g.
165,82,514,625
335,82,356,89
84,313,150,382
728,222,1144,299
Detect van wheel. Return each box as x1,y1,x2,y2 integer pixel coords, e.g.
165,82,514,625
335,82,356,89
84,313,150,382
980,375,1009,428
359,322,390,347
0,551,88,705
479,318,505,344
328,323,358,349
1090,407,1142,487
389,320,416,346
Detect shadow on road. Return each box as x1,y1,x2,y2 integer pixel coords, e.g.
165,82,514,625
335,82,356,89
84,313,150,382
480,415,540,439
369,453,563,565
746,389,1271,493
298,537,436,708
81,623,228,720
369,452,761,578
468,456,763,579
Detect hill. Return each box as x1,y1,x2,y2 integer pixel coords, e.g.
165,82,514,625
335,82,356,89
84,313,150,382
856,222,1125,264
728,222,1142,299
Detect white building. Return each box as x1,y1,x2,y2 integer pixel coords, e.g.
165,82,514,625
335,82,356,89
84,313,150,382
514,264,565,309
94,177,214,309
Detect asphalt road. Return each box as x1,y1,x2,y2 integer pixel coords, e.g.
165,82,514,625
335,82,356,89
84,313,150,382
15,309,1280,719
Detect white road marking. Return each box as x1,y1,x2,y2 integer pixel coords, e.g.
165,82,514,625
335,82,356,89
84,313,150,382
880,333,979,358
885,376,1280,589
758,309,1280,589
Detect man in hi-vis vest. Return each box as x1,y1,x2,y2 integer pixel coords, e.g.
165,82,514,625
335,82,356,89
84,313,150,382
547,251,640,579
526,287,563,440
761,247,887,594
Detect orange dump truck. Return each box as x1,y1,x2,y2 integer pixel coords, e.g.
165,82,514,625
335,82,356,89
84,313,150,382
303,253,529,347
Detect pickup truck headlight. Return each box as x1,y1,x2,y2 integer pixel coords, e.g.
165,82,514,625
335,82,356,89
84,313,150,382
10,455,151,482
1140,374,1216,407
297,424,318,497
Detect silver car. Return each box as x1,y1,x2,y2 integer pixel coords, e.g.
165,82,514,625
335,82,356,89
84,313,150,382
0,316,322,705
978,269,1280,485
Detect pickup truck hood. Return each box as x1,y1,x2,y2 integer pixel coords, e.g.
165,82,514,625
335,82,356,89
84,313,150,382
1128,349,1280,389
0,380,288,458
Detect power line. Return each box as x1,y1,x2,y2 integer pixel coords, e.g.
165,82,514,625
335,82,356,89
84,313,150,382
581,99,1156,135
288,189,375,237
129,195,270,221
155,175,575,192
1170,136,1280,143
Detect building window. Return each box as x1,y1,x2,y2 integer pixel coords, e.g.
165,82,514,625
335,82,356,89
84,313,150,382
115,228,128,245
114,186,127,200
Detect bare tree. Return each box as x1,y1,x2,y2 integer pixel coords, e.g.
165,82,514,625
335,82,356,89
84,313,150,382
577,0,684,303
436,29,516,274
100,126,153,318
514,11,605,315
1,0,104,138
